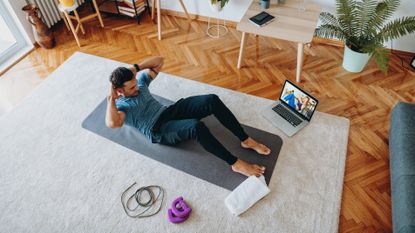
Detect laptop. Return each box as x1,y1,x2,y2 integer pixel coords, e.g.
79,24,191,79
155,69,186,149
261,80,318,137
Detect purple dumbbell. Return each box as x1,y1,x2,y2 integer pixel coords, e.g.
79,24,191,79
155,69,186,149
168,209,189,223
168,196,192,223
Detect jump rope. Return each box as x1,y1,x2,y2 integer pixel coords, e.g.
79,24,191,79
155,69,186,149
121,182,165,218
121,182,192,223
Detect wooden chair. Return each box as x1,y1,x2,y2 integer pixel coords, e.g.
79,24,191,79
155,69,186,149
57,0,104,47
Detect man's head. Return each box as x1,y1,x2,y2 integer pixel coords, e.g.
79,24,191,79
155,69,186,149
109,67,138,97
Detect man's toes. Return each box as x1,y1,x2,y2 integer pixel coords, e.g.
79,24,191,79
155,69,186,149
254,171,261,177
261,145,271,153
254,165,265,173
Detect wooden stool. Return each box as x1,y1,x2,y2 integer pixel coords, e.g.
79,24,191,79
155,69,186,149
58,0,104,47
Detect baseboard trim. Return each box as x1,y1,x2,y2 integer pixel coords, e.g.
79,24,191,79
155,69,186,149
159,9,238,27
0,46,35,76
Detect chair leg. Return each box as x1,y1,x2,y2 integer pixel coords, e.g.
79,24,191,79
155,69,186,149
61,12,70,31
74,10,85,35
64,11,81,47
92,0,104,27
151,0,155,21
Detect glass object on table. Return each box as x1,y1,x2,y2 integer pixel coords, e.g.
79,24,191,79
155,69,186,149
297,0,306,12
260,0,270,9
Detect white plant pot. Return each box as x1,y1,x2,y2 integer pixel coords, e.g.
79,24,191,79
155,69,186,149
210,1,223,12
342,45,371,73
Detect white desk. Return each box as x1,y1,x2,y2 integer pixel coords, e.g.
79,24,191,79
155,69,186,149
236,1,321,82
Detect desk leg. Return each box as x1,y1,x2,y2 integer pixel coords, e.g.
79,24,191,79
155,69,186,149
179,0,191,24
237,32,248,69
296,42,304,82
157,0,161,40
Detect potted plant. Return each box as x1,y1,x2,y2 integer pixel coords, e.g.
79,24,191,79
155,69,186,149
210,0,229,12
315,0,415,73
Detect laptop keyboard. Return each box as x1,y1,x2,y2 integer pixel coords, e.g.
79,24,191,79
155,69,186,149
272,104,302,127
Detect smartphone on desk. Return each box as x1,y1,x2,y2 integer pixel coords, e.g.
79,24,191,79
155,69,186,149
249,11,276,27
252,11,269,22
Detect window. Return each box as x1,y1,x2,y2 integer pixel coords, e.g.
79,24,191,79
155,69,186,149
0,1,33,74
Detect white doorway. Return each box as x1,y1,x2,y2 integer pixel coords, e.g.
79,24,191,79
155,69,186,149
0,0,33,74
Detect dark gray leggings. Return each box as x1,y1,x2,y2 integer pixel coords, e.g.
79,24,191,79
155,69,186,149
151,94,249,165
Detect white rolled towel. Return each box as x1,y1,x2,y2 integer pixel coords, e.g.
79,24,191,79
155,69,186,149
224,175,270,215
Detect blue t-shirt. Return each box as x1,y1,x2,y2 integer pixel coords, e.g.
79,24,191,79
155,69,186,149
115,72,166,141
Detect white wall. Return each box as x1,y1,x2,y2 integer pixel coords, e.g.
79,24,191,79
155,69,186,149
160,0,415,53
0,0,34,74
6,0,35,43
0,15,16,42
160,0,251,21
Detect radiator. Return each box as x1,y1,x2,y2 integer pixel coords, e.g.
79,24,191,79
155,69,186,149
27,0,86,28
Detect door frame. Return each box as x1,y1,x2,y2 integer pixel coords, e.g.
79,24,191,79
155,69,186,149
0,0,34,74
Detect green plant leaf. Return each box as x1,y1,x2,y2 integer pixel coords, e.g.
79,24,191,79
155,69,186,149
221,0,229,8
315,24,347,41
336,0,357,37
319,12,341,27
378,16,415,42
355,0,378,37
366,0,399,32
371,46,390,73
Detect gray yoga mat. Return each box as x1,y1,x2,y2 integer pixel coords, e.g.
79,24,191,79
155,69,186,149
82,95,283,191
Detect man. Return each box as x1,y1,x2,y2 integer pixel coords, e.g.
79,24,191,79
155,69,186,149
105,56,271,177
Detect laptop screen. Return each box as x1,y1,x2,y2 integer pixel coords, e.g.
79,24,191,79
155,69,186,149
279,80,318,120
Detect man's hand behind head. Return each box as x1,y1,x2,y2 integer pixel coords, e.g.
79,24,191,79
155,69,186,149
108,84,121,101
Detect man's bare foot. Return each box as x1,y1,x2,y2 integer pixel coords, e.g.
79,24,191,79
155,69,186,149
231,159,265,177
241,137,271,155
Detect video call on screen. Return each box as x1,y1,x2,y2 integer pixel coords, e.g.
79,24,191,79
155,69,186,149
281,82,317,119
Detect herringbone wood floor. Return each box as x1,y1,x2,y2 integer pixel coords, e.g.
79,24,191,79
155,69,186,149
2,6,415,232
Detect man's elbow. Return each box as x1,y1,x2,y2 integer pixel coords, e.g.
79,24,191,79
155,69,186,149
156,56,164,62
156,56,164,66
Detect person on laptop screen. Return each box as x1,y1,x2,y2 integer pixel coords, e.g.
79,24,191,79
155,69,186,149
261,80,318,137
105,56,271,177
281,83,317,118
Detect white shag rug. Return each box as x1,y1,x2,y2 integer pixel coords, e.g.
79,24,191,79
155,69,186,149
0,52,350,233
